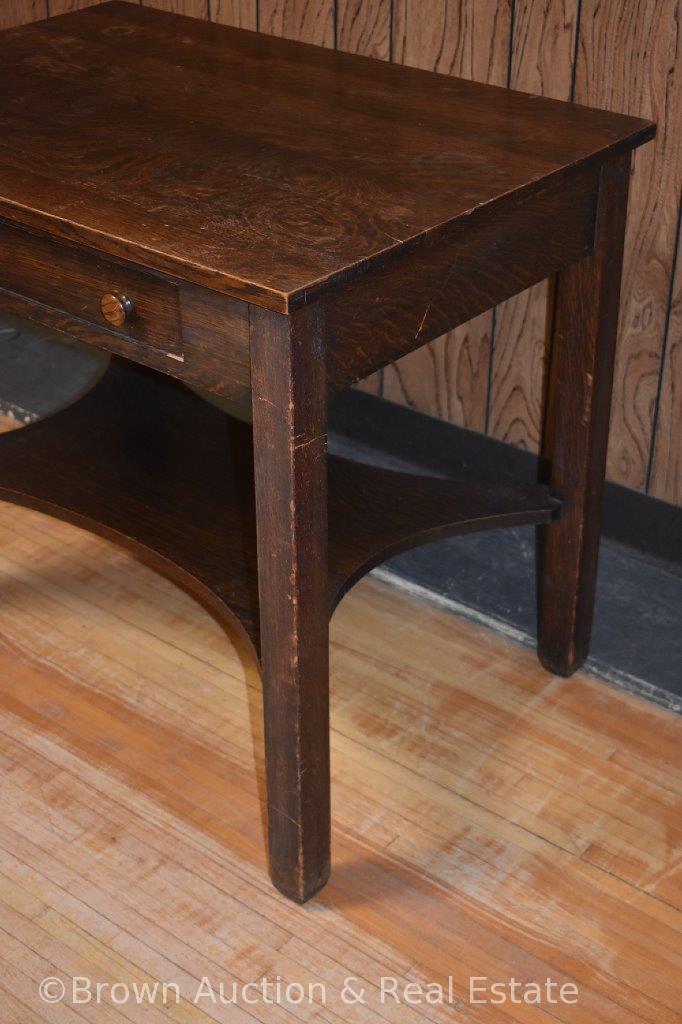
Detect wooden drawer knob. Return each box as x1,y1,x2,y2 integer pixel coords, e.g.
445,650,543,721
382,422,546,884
100,292,135,327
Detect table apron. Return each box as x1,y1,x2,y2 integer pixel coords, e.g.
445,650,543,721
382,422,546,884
321,164,601,389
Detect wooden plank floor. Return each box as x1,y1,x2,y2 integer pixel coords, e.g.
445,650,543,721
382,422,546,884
0,469,680,1020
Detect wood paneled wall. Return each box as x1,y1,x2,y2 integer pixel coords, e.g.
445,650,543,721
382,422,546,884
4,0,681,507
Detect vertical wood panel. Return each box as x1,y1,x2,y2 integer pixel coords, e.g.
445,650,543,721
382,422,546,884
574,0,681,493
48,0,126,12
210,0,258,27
382,0,512,431
0,0,47,28
649,206,682,504
337,0,390,60
140,0,209,15
258,0,334,46
488,0,578,451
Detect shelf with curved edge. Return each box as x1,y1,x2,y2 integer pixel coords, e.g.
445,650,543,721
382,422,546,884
0,358,560,660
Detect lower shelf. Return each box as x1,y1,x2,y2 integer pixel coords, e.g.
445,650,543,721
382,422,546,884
0,358,559,657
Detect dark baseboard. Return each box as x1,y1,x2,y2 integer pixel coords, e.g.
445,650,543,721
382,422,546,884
329,388,682,571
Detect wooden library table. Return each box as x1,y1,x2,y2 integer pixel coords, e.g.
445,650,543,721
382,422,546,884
0,1,654,901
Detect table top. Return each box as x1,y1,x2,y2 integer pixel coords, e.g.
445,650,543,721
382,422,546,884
0,1,654,312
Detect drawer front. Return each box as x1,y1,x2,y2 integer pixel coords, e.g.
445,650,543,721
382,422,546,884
0,220,182,356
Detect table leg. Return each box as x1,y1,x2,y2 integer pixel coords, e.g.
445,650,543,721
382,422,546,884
249,304,331,902
538,154,631,677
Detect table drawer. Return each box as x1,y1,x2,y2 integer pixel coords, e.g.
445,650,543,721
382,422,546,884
0,220,182,356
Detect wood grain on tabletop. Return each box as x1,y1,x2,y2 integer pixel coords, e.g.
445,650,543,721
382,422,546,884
0,0,652,312
0,496,679,1021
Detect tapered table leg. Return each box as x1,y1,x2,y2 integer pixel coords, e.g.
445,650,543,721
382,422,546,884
538,154,631,677
250,304,331,902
